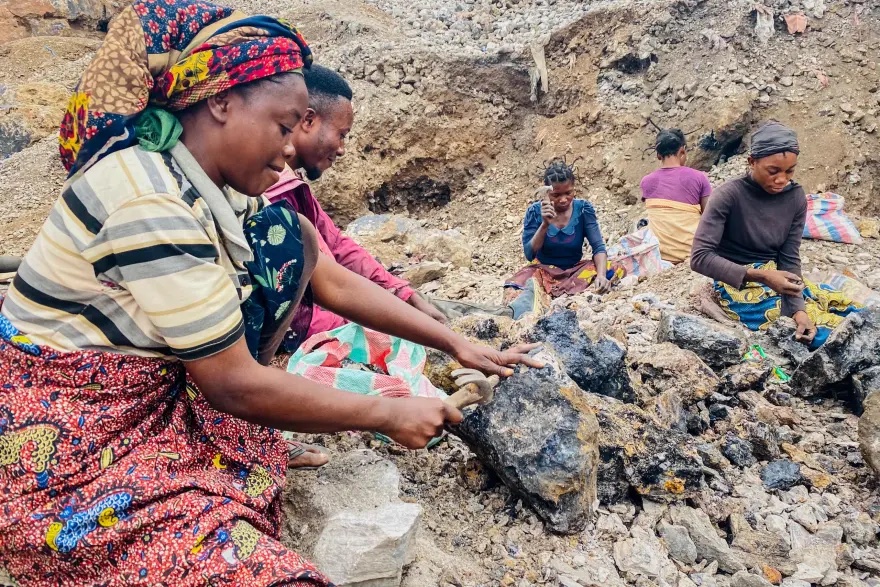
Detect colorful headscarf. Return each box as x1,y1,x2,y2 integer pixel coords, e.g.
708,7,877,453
59,0,313,176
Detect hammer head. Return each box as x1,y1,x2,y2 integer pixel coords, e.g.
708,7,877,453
446,368,499,410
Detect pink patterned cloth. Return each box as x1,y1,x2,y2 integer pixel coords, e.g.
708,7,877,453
265,168,415,338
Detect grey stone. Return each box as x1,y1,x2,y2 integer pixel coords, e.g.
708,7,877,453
635,343,720,407
729,512,791,563
859,389,880,475
718,361,773,395
730,571,773,587
761,459,803,490
745,421,780,461
453,351,600,534
853,366,880,414
767,317,813,365
0,120,31,159
283,450,421,587
657,311,748,369
840,513,879,545
670,506,746,574
659,522,698,564
721,434,756,468
697,442,728,470
528,311,635,402
792,307,880,397
612,526,677,583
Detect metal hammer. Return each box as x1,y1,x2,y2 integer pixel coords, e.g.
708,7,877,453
445,368,499,410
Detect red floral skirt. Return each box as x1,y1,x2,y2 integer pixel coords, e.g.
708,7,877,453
0,316,330,586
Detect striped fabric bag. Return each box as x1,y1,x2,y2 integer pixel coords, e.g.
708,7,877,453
803,192,862,244
286,322,447,400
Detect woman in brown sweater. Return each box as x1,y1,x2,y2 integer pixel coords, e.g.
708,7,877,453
691,122,862,349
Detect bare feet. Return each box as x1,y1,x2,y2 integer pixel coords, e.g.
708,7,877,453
287,441,330,469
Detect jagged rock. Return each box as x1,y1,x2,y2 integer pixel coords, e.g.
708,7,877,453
766,317,813,366
791,307,880,397
398,260,449,287
858,389,880,475
550,556,625,587
670,505,747,573
718,361,773,395
761,459,802,490
657,311,748,370
729,513,791,568
453,352,600,534
282,450,421,587
731,571,773,587
853,366,880,415
529,311,635,403
744,421,780,461
0,119,30,158
697,442,729,471
585,391,704,504
722,434,756,468
839,513,879,546
613,526,678,583
634,342,719,406
659,522,698,564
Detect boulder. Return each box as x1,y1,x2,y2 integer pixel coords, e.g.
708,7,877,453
669,505,747,574
633,342,719,406
791,307,880,397
718,361,773,395
586,391,704,504
729,512,791,570
453,351,600,534
345,214,472,269
722,434,756,468
743,420,780,461
283,450,421,587
528,310,635,403
657,311,748,370
398,260,449,287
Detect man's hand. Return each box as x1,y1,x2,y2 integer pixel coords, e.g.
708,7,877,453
407,292,447,324
793,310,817,344
375,397,462,448
453,342,545,378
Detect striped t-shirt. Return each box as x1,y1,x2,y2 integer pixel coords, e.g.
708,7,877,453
1,145,262,361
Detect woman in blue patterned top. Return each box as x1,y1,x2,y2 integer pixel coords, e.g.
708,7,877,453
504,159,624,316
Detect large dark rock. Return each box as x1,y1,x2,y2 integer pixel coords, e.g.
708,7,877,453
453,353,600,534
761,459,802,490
528,310,635,402
583,393,704,504
721,434,756,468
657,311,748,370
634,343,719,407
792,307,880,397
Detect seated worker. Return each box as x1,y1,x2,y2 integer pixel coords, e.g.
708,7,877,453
504,159,624,317
691,121,862,349
640,128,712,263
0,2,541,584
265,64,446,349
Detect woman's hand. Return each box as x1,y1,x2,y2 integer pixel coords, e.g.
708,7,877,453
750,268,804,296
793,311,817,344
540,197,556,225
593,273,611,294
376,397,462,448
408,292,447,324
453,341,545,377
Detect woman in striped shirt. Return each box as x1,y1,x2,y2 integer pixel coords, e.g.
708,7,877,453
0,2,539,585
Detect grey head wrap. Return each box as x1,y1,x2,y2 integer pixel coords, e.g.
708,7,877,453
750,121,800,159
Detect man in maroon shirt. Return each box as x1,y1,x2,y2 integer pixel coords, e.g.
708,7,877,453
265,64,447,347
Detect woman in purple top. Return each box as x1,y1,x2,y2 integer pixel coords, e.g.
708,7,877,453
504,160,625,317
640,129,712,263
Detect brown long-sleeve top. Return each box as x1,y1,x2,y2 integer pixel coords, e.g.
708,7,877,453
690,175,808,317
